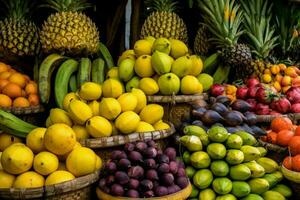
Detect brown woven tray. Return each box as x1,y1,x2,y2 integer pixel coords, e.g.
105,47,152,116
79,123,175,149
1,105,44,115
255,113,300,123
147,94,208,103
0,170,100,200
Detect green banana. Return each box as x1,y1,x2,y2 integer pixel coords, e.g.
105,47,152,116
91,58,105,84
39,54,66,103
0,109,37,138
55,59,79,108
69,74,78,92
213,64,231,84
99,42,114,69
77,57,91,87
203,53,220,75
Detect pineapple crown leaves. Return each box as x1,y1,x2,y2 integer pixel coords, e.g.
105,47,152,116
240,0,279,59
197,0,244,48
40,0,92,12
1,0,35,20
145,0,179,13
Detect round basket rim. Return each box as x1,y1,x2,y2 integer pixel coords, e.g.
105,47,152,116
258,139,287,153
147,93,208,103
79,122,176,149
281,164,300,183
96,182,192,200
0,170,100,199
1,105,45,114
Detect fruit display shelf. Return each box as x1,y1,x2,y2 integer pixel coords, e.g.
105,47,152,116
96,182,192,200
0,170,100,200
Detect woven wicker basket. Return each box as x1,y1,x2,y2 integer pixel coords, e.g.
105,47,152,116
96,182,192,200
0,170,100,200
255,113,300,124
258,139,287,163
147,94,208,128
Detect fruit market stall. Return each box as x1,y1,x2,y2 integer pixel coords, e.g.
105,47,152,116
1,0,300,199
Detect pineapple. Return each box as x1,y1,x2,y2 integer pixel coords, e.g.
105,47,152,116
39,0,99,55
197,0,252,67
193,24,211,56
240,0,279,78
0,0,40,57
140,0,188,44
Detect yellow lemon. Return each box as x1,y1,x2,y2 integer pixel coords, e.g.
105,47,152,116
45,170,75,186
59,142,82,161
72,125,90,140
1,143,34,175
86,116,112,137
33,152,59,176
140,104,164,125
66,147,97,177
88,100,100,116
134,55,154,77
117,49,136,66
117,93,138,112
62,92,79,111
0,170,15,188
0,133,22,151
131,88,147,113
13,171,44,188
188,55,203,76
134,39,152,57
136,121,155,132
115,111,140,134
44,123,76,155
99,98,122,120
262,74,272,83
45,117,53,127
153,120,170,130
26,128,47,153
78,82,102,100
106,67,120,79
181,75,203,95
67,99,93,125
49,108,73,126
110,121,119,136
95,155,102,170
102,79,124,98
170,39,188,58
139,78,159,95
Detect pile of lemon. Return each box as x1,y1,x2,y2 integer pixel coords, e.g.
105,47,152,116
0,126,101,189
47,82,171,139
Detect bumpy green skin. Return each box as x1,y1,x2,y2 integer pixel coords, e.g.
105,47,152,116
91,58,105,84
77,57,91,87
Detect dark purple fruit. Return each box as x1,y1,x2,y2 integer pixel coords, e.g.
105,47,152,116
176,177,189,189
105,175,115,186
161,173,174,186
176,159,185,169
192,107,206,118
126,189,140,198
158,163,170,174
211,102,229,114
110,183,124,196
167,185,181,194
216,95,231,106
177,168,186,177
157,149,163,155
118,158,131,169
144,147,158,158
106,161,117,173
144,190,155,198
115,171,129,185
140,179,153,191
169,161,178,174
155,186,168,197
147,140,157,148
201,110,224,125
164,147,177,161
244,112,257,125
153,181,159,189
144,158,156,169
128,151,143,163
232,99,252,113
111,150,127,160
224,111,243,126
146,169,159,181
98,178,106,189
157,154,169,164
128,166,144,179
124,143,135,152
102,186,110,194
128,178,139,189
135,142,148,152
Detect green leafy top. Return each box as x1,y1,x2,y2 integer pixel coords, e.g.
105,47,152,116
41,0,92,12
197,0,244,48
240,0,279,59
145,0,179,13
1,0,35,20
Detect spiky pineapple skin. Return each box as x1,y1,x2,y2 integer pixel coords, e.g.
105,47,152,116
40,11,99,55
222,43,252,66
140,11,188,44
0,19,40,57
193,25,211,56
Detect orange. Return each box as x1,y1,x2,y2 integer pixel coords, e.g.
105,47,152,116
0,62,9,73
283,156,293,170
23,75,30,83
262,74,272,83
0,71,12,79
25,82,38,95
295,126,300,136
13,97,30,108
275,74,283,83
8,73,26,88
2,82,22,98
0,94,12,107
277,130,294,147
28,94,39,106
281,75,292,86
0,79,9,91
264,69,271,74
271,65,280,75
285,67,298,78
278,63,287,71
292,155,300,172
267,131,277,144
288,136,300,156
270,117,293,132
273,81,281,92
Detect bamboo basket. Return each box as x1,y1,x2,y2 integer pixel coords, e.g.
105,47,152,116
281,165,300,199
0,170,100,200
258,139,287,163
96,182,192,200
147,94,208,128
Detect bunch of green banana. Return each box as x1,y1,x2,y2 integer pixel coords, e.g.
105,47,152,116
38,43,114,107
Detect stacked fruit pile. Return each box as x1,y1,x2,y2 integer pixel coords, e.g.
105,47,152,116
116,37,214,95
98,140,189,198
211,77,300,114
46,81,170,139
0,62,39,108
180,125,292,200
0,124,101,189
